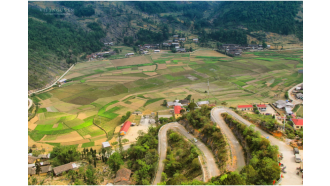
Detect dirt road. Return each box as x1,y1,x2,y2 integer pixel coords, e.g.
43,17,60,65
212,107,302,185
153,122,220,185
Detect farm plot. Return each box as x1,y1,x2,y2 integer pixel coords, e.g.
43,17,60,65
111,56,153,67
191,50,228,57
37,92,52,100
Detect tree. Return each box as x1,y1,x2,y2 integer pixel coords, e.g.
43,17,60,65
35,160,41,175
118,136,124,155
85,168,96,185
188,102,197,111
111,142,118,147
171,47,176,53
262,40,267,49
163,100,168,106
107,152,124,173
192,158,200,170
29,148,32,153
122,139,129,144
220,101,228,106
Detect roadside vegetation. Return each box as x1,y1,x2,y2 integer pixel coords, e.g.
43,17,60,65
221,113,281,185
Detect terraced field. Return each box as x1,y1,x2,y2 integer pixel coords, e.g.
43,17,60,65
29,48,303,150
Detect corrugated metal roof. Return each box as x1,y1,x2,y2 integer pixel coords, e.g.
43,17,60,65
120,121,131,133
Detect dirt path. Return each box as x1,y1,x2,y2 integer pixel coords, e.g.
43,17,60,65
153,122,220,185
28,98,33,110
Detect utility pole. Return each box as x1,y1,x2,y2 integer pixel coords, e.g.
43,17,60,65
208,79,210,101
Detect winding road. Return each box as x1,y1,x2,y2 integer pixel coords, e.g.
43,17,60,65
28,98,33,110
153,122,220,185
211,108,246,171
211,107,302,185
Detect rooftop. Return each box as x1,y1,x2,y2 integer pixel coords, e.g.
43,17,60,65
237,105,253,108
292,118,303,126
174,106,183,114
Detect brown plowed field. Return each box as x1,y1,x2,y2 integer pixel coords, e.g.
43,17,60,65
157,64,167,69
144,72,158,76
111,56,153,67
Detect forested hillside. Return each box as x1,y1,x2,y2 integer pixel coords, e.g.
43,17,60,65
28,1,303,90
28,7,105,90
213,1,303,39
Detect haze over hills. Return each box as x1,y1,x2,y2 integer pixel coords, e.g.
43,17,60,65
28,1,303,90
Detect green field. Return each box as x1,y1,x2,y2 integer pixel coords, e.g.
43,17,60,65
81,142,95,148
37,92,52,100
29,49,303,147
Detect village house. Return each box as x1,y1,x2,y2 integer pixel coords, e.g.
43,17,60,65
102,142,111,148
179,99,190,106
171,43,180,46
174,105,185,119
167,100,183,108
237,105,253,111
120,121,131,135
179,38,186,41
296,93,303,99
193,38,198,43
197,101,209,107
114,168,132,185
274,100,294,109
176,48,186,52
28,156,39,164
256,104,267,112
132,111,142,115
173,35,179,38
38,153,51,159
53,162,78,176
291,118,303,130
28,161,52,177
125,53,134,57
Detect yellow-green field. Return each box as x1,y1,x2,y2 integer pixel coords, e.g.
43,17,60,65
29,48,303,149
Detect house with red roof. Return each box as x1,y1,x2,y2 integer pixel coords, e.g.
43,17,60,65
257,104,267,112
173,105,185,119
120,121,132,135
292,118,303,130
237,105,253,111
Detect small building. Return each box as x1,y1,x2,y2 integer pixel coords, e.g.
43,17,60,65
102,142,111,148
176,48,186,52
28,156,39,164
296,87,301,90
237,105,253,111
274,100,294,109
38,153,51,159
171,43,180,46
120,121,131,135
285,107,293,115
179,38,186,41
173,35,179,38
167,100,183,108
256,104,267,111
125,53,134,57
28,167,36,177
53,162,78,176
179,99,190,106
292,118,303,130
114,168,132,185
154,50,160,53
296,93,303,99
174,105,184,119
196,101,209,107
193,38,198,43
59,79,67,84
132,111,142,115
175,46,180,49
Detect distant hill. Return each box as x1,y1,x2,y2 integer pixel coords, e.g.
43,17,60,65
28,1,303,90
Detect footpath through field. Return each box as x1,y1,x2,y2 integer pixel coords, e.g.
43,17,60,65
211,107,303,185
153,122,220,185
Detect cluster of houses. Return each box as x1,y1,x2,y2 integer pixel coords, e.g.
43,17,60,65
219,44,270,56
274,100,295,115
104,42,114,46
293,84,303,100
159,99,210,119
236,104,267,112
86,51,116,61
28,153,81,177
